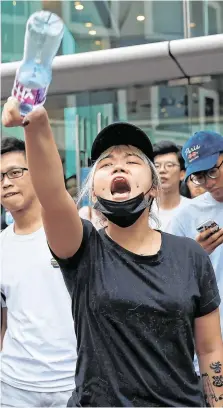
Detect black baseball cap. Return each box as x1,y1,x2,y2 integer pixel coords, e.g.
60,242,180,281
91,122,154,163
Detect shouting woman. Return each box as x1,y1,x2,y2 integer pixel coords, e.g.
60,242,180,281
2,98,223,407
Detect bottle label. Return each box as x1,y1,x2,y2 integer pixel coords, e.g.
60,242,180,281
12,80,48,106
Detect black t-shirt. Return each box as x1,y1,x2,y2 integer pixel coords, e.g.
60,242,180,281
52,220,220,407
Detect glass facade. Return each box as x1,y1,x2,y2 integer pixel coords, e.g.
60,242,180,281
1,0,223,193
2,0,223,62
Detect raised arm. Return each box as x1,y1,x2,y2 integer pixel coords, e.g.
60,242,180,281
195,308,223,407
2,98,83,259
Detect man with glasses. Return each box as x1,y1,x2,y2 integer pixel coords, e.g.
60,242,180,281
151,141,189,231
1,137,77,407
168,130,223,376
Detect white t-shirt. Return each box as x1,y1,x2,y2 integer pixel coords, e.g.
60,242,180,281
167,192,223,373
151,196,189,231
1,225,77,392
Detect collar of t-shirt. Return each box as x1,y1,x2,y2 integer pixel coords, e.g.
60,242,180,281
153,196,189,231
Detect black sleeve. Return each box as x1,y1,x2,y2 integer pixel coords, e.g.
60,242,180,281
49,219,96,296
194,248,221,318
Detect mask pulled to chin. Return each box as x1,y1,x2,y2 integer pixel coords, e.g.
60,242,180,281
93,192,153,228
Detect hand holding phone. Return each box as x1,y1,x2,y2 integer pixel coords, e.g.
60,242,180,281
196,220,219,234
196,220,223,255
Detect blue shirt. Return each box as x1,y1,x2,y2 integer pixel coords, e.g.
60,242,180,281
168,192,223,373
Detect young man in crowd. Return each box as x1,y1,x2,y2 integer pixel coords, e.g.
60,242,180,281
1,137,77,407
168,130,223,375
151,140,189,231
65,174,77,200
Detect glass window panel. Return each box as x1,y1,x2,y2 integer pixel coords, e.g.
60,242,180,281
152,1,184,37
2,0,25,16
208,3,219,34
2,22,14,60
1,0,185,63
189,1,204,37
189,0,223,37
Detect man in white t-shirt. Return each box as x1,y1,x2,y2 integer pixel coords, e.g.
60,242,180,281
168,130,223,374
1,137,77,407
151,141,189,231
1,295,7,349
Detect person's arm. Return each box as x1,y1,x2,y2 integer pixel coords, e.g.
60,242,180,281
1,306,7,350
169,208,223,255
2,98,83,259
195,308,223,407
193,246,222,406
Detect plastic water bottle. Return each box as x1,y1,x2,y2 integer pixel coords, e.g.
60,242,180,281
11,11,64,116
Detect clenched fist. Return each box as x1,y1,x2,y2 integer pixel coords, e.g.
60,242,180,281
2,97,48,128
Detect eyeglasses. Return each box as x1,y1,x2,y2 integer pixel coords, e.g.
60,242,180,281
154,161,180,171
190,160,223,186
1,167,28,182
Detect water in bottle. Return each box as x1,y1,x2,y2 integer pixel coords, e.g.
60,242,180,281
12,11,64,116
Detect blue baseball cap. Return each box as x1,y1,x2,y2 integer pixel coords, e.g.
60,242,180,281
183,130,223,180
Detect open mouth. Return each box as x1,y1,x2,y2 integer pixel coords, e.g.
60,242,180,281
111,177,131,196
4,192,18,198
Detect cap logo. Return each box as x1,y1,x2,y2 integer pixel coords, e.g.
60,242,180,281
185,145,200,163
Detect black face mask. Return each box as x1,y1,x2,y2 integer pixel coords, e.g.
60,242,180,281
93,192,153,228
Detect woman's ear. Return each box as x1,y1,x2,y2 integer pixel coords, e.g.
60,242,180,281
180,170,186,182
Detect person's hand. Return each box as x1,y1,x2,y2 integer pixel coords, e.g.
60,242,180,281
2,97,47,128
196,227,223,255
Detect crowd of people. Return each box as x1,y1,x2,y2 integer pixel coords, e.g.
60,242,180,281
1,96,223,407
